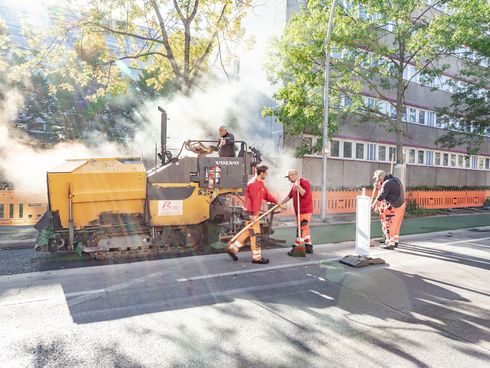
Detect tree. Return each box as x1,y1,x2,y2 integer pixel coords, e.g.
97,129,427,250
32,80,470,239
0,10,144,145
432,0,490,154
264,0,488,162
72,0,251,95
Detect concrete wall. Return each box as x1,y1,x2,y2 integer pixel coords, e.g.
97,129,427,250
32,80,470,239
301,157,490,189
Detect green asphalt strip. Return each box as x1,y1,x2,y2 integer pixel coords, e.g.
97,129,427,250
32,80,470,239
272,214,490,245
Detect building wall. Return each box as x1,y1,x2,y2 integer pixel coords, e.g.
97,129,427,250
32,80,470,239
335,120,490,156
302,157,490,189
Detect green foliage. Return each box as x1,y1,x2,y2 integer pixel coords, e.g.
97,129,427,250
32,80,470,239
0,0,251,146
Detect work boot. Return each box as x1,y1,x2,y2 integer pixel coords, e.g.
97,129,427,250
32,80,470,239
227,249,238,261
381,244,395,250
252,257,269,264
305,243,313,254
288,245,306,257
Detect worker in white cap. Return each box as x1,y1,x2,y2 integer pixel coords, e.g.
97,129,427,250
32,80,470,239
279,169,314,255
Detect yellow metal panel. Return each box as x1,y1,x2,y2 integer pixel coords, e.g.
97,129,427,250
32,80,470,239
149,183,242,226
47,158,147,229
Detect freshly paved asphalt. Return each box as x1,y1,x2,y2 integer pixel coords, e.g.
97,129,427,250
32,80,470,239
0,227,489,367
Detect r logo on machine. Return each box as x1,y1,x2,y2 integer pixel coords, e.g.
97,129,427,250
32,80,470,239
158,200,184,216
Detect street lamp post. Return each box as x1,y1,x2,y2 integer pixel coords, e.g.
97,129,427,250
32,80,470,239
320,0,337,220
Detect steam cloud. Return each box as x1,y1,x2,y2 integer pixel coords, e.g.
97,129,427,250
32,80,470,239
0,2,300,195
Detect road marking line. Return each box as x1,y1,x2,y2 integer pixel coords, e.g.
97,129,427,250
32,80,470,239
72,278,320,317
65,289,106,298
445,236,490,245
176,259,337,282
399,244,490,266
466,242,490,248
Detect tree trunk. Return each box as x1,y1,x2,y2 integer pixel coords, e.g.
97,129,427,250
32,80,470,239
183,21,191,95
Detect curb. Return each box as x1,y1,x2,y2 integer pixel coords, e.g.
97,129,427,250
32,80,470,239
0,238,36,250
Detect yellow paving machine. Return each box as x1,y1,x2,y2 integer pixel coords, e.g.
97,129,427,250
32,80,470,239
34,107,282,259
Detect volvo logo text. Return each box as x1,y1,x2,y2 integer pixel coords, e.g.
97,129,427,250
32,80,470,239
215,160,240,165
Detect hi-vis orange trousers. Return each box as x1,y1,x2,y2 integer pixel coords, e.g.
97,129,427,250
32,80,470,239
379,202,406,246
228,217,262,261
295,213,312,245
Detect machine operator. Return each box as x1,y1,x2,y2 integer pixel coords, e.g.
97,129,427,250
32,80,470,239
212,125,236,157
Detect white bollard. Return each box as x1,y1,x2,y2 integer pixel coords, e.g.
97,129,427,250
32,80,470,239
355,188,371,257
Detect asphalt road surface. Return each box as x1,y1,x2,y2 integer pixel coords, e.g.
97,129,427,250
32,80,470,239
0,227,489,367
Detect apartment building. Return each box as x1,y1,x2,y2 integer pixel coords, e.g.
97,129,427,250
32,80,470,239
284,1,490,188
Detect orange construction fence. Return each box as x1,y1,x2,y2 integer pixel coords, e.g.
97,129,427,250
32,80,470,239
272,189,488,216
0,191,48,227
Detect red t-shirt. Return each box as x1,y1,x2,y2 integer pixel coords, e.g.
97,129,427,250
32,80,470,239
244,177,278,215
288,178,313,214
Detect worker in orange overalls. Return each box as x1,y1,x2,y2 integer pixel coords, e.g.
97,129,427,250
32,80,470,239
227,165,278,264
371,170,406,249
279,169,314,255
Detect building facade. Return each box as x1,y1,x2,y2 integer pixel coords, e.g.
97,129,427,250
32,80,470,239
283,1,490,188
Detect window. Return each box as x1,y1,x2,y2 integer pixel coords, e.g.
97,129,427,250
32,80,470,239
443,153,449,166
428,111,435,126
417,150,425,164
19,204,23,219
379,146,387,161
478,157,484,170
390,105,397,118
450,154,457,167
486,158,490,170
356,143,365,159
408,149,416,164
458,155,464,167
435,152,441,165
366,97,376,109
389,147,396,162
436,114,443,128
465,156,470,168
379,101,388,114
330,140,340,157
409,108,417,123
9,204,14,219
303,135,314,147
343,141,352,158
418,110,425,125
402,106,407,121
0,204,3,219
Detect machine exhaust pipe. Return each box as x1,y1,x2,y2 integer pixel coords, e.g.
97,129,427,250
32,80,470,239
158,106,167,165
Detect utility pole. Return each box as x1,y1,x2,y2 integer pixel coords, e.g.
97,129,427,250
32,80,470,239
320,0,337,220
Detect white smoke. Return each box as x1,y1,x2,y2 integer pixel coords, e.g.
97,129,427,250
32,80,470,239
0,91,127,193
0,1,300,194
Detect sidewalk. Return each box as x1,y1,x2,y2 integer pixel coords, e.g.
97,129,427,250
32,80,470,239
275,206,490,227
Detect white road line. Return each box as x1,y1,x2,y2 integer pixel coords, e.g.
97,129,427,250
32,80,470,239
176,259,337,282
73,278,319,319
65,289,106,298
445,236,490,245
466,242,490,248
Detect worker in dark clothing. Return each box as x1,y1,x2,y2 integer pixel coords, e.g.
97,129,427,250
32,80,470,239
212,125,236,157
371,170,406,249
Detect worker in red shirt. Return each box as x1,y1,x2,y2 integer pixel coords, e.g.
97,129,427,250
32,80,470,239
279,169,314,255
227,165,278,264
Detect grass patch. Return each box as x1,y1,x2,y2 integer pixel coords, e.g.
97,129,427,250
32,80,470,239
405,198,445,218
